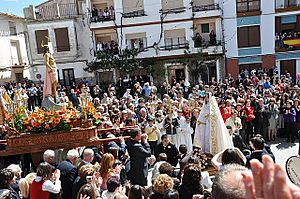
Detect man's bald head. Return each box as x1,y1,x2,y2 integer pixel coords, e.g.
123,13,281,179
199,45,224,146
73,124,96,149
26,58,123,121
82,148,94,163
212,164,247,199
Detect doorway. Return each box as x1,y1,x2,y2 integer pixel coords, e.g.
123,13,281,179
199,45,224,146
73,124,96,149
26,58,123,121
175,68,185,83
280,59,296,79
15,73,23,82
62,68,75,87
10,41,22,65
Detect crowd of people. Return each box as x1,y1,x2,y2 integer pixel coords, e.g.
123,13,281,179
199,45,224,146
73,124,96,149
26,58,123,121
1,70,300,199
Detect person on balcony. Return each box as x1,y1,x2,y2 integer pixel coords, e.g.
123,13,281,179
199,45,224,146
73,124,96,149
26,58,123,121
103,7,110,19
109,6,115,19
91,5,98,22
194,33,202,48
209,30,217,45
96,42,103,52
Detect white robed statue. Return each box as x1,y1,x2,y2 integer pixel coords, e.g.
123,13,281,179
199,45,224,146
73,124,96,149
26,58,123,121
193,93,233,155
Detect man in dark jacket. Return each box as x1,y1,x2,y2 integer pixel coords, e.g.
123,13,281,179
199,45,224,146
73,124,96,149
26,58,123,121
246,136,275,167
254,98,269,139
126,128,151,186
69,89,79,107
57,149,79,199
156,134,179,167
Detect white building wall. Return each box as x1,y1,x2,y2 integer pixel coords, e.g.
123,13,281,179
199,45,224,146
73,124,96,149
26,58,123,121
261,0,275,55
26,18,94,82
0,16,29,82
296,59,300,76
261,15,275,55
222,0,238,58
29,61,92,82
27,20,78,63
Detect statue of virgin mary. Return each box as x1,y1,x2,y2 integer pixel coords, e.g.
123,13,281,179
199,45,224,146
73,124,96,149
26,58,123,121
193,93,233,155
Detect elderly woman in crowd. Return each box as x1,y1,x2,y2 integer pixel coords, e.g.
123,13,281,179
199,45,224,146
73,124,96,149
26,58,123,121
30,162,61,199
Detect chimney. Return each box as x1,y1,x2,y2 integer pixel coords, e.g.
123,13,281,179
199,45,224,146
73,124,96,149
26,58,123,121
23,5,36,20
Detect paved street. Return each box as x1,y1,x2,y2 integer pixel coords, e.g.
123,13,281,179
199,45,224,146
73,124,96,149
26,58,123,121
270,138,299,167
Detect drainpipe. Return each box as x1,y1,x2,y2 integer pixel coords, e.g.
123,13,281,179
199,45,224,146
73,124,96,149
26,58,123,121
23,31,33,67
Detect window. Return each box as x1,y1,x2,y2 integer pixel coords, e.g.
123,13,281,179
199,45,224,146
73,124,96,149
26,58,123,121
285,0,297,7
123,0,144,13
126,32,147,50
161,0,184,10
63,68,75,86
238,26,260,48
236,0,260,13
193,0,214,7
9,21,17,35
35,30,49,54
192,0,219,11
10,41,21,65
201,24,210,33
164,29,188,49
54,28,70,52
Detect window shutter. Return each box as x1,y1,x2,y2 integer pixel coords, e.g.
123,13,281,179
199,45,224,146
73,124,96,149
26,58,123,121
249,26,260,47
237,27,248,48
193,0,214,7
54,28,70,52
164,29,186,39
126,32,146,40
162,0,184,10
35,30,49,54
123,0,144,13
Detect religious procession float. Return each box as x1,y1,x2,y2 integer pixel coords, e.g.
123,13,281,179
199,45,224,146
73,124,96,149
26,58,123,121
0,92,133,156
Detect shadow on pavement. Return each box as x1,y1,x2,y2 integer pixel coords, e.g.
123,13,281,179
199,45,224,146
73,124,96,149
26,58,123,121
276,142,297,150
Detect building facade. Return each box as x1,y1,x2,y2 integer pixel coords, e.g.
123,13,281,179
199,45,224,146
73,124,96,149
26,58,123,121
88,0,225,84
23,0,94,87
0,13,30,83
224,0,300,80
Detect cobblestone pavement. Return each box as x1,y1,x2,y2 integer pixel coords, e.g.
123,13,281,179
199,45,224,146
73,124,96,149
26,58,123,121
269,138,299,167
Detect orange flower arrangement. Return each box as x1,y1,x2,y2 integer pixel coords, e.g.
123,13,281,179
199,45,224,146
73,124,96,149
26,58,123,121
8,103,102,133
8,108,77,134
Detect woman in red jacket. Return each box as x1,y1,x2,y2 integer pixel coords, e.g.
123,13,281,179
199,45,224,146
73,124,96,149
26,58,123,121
243,99,255,143
219,100,231,122
30,162,61,199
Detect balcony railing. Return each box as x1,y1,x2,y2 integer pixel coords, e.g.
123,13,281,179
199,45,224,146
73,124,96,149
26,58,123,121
194,39,222,48
163,37,189,50
275,32,300,51
160,7,186,14
35,3,78,20
192,4,220,12
126,38,147,52
10,57,28,66
236,0,260,13
123,10,145,18
90,15,115,23
95,41,119,56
